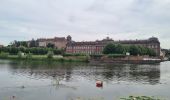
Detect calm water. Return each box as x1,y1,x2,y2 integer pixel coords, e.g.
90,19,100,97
0,60,170,100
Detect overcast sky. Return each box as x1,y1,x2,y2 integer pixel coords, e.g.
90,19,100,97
0,0,170,48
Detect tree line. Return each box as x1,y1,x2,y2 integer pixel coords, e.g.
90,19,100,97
0,47,64,55
103,43,156,56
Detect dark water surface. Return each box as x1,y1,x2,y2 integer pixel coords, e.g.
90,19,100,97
0,60,170,100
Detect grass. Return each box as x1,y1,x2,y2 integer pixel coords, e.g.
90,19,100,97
107,54,126,58
0,53,89,62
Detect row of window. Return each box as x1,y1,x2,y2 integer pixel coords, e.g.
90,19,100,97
73,50,102,54
67,46,104,50
147,45,158,48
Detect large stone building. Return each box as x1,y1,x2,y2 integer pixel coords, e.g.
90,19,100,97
66,36,161,56
36,37,67,49
0,44,3,48
28,37,67,49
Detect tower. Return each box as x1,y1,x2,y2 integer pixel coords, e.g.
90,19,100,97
67,35,72,42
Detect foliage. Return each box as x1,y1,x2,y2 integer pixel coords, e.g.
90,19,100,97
47,51,54,59
147,48,156,56
47,43,55,48
63,53,86,57
103,43,126,55
26,52,32,59
115,44,125,54
129,45,141,56
11,40,28,47
120,96,161,100
53,49,62,55
85,55,90,62
18,51,23,58
103,43,156,56
0,52,9,58
0,47,63,55
103,43,117,54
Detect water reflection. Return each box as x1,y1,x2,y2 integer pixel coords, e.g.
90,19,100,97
7,61,160,85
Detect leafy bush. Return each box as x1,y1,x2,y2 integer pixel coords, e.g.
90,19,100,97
58,58,64,62
18,51,23,58
63,53,86,57
26,52,32,59
63,53,73,56
47,51,54,59
103,43,117,54
74,53,86,56
0,52,9,58
0,47,63,55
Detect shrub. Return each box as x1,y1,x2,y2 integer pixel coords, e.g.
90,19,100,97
85,55,89,62
63,53,73,57
103,43,116,54
0,52,9,58
63,53,86,57
74,53,86,56
18,51,23,58
47,51,54,59
26,52,32,59
57,58,64,62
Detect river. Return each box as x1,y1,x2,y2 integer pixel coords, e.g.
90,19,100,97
0,60,170,100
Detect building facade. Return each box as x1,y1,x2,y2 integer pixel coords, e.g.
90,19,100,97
66,36,160,56
28,37,67,49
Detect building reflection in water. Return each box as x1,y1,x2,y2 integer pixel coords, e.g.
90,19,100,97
8,61,160,85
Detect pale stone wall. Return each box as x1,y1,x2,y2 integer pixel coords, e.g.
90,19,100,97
38,42,46,47
54,41,67,49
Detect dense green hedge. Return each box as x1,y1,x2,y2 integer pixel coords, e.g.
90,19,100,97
0,52,9,58
63,53,87,57
0,47,63,55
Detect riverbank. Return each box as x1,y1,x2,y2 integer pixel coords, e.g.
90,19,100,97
0,53,164,64
90,55,163,64
0,54,89,62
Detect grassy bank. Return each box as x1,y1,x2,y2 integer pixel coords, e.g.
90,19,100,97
0,53,89,62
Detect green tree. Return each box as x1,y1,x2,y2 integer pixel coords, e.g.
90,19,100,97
129,45,140,56
103,43,116,54
146,48,156,56
18,51,23,58
47,51,54,59
47,43,55,48
26,52,32,59
115,44,125,54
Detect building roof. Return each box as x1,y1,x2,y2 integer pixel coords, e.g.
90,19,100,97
37,37,66,42
67,37,160,46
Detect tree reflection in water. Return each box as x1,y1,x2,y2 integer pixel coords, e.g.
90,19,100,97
8,61,160,85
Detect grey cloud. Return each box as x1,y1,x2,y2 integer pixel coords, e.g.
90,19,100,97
0,0,170,48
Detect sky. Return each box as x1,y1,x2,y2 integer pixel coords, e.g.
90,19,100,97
0,0,170,48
